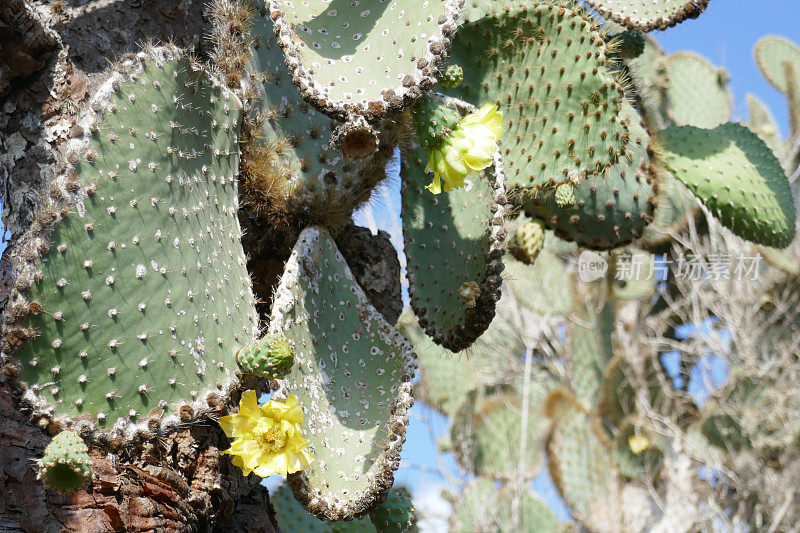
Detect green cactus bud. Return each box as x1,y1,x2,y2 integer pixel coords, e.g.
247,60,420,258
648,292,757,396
439,64,464,88
659,123,796,248
585,0,709,32
401,108,506,352
236,333,294,379
270,227,416,520
510,220,545,265
442,0,630,192
409,96,462,148
37,430,93,492
554,183,576,209
369,490,415,533
615,30,646,59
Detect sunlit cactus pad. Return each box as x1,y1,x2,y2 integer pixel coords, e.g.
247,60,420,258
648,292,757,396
523,100,657,249
1,50,257,438
585,0,709,32
660,123,797,247
269,227,416,520
443,0,629,192
656,52,732,129
265,0,462,121
754,36,800,96
401,132,506,352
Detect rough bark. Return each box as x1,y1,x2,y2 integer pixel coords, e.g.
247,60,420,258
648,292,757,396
0,1,281,531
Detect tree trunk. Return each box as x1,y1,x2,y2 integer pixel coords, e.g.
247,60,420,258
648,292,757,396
0,1,281,530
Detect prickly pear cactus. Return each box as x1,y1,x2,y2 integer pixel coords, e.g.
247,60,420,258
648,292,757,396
264,0,463,122
368,489,415,533
269,227,416,520
659,122,797,247
236,333,294,379
401,98,506,352
37,430,94,492
523,100,658,249
584,0,709,32
442,0,630,192
1,49,257,440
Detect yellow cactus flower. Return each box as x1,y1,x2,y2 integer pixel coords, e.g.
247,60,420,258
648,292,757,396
628,433,650,455
425,103,503,194
218,390,314,478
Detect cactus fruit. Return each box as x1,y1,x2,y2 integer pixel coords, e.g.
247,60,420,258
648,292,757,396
368,489,415,533
544,389,622,529
523,101,658,250
401,101,506,352
659,123,797,248
614,30,646,59
269,227,416,520
554,183,576,209
509,220,545,265
37,430,93,492
656,52,733,129
585,0,710,32
236,333,294,379
263,0,462,123
442,0,630,192
242,12,398,235
0,49,257,439
409,96,462,148
439,64,464,89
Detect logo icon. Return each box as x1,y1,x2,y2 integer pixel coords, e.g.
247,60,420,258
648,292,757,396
578,251,608,282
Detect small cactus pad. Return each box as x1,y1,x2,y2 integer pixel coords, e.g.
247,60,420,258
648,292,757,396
545,390,622,529
236,333,294,379
746,94,782,153
264,0,462,121
269,227,416,520
37,430,93,492
439,64,464,88
401,126,506,352
754,36,800,96
659,123,797,247
656,52,733,129
2,51,257,437
585,0,709,32
369,489,415,533
243,13,396,233
409,96,462,148
442,0,629,192
524,101,657,250
509,219,545,265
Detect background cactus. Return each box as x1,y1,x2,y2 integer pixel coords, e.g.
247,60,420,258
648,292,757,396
3,0,800,530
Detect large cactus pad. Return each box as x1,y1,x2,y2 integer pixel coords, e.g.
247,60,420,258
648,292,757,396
2,51,257,439
656,52,732,129
442,0,629,192
270,227,416,520
264,0,462,121
659,123,796,247
585,0,709,32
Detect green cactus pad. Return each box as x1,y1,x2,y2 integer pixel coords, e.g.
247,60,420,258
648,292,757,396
523,100,657,249
509,219,545,265
702,413,750,452
236,333,294,379
656,52,733,129
598,354,663,425
659,123,797,247
410,96,462,148
613,249,657,300
545,389,622,528
271,484,335,533
613,424,664,480
269,227,416,520
440,64,464,88
504,249,573,317
624,34,667,129
244,13,397,233
329,519,376,533
401,117,506,352
640,175,699,250
264,0,462,121
566,297,614,409
746,94,783,154
450,479,562,533
614,30,645,59
754,36,800,96
37,430,94,492
442,0,629,192
585,0,709,32
1,50,257,439
369,489,415,533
